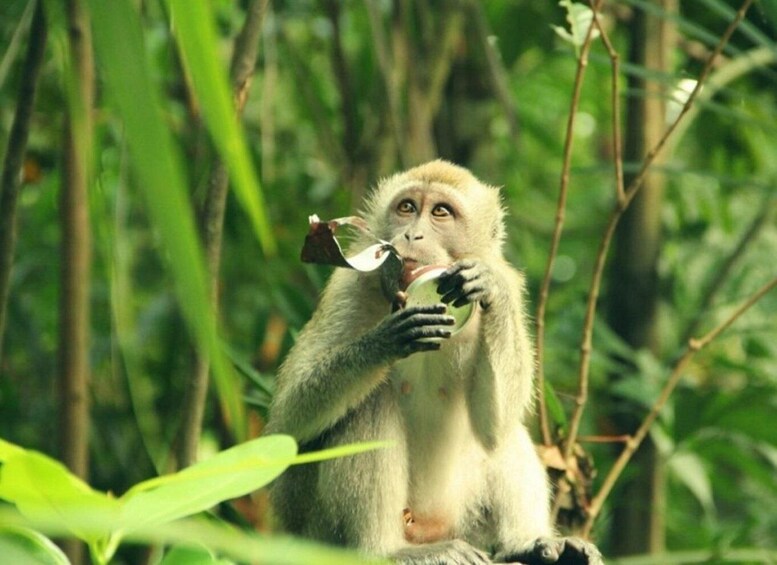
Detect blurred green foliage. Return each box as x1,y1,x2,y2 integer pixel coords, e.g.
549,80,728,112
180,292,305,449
0,0,776,562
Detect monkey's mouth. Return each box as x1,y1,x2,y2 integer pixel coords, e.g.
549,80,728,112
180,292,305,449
399,260,450,291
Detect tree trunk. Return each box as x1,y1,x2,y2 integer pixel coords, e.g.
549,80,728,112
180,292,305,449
59,0,94,562
607,0,676,555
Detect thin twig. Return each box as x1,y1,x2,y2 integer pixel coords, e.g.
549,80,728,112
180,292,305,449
535,0,603,448
582,274,777,536
590,3,625,204
577,434,631,444
556,0,756,523
561,0,754,465
621,0,755,205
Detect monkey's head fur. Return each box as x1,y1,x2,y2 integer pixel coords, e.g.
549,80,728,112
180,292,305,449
362,160,507,268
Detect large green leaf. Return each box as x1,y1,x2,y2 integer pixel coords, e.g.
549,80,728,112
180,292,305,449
0,527,70,565
119,435,297,532
87,0,245,437
159,545,235,565
0,508,386,565
667,450,715,513
166,0,276,256
0,448,119,544
0,438,24,462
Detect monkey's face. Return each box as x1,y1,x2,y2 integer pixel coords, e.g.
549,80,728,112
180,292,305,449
385,184,471,269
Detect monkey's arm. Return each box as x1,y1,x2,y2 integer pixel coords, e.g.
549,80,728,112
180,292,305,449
438,260,534,450
267,271,455,444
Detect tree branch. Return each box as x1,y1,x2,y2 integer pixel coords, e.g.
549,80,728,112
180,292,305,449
582,274,777,536
553,0,755,526
535,0,603,448
591,3,625,204
561,0,754,468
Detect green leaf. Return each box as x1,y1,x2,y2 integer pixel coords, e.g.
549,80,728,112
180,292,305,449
667,451,715,513
0,450,119,544
290,440,392,465
0,527,70,565
0,438,24,462
166,0,276,256
543,380,568,430
88,0,245,438
552,0,599,52
0,509,386,565
159,545,235,565
119,435,297,532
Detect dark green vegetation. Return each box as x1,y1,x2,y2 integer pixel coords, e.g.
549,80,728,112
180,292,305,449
0,0,776,563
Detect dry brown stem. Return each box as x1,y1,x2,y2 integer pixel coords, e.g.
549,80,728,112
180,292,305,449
590,3,625,204
554,0,756,525
535,0,604,448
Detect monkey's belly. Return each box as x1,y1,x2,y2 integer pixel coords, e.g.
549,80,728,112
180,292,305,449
393,349,487,540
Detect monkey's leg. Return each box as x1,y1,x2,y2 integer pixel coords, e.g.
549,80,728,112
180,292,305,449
487,436,604,565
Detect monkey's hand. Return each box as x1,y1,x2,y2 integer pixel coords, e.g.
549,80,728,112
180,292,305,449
366,304,455,360
494,537,604,565
437,259,501,310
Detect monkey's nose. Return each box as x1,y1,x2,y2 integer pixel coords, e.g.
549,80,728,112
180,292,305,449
404,232,424,241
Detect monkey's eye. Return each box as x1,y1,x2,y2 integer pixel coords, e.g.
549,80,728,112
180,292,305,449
397,200,416,215
431,204,453,218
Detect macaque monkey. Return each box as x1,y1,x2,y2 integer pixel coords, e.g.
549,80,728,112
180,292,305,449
266,161,602,564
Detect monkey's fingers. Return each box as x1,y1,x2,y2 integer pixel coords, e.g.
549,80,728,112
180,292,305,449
440,259,478,278
397,304,448,318
396,313,456,332
404,326,453,341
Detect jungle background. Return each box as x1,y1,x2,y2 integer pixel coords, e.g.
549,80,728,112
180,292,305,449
1,0,776,563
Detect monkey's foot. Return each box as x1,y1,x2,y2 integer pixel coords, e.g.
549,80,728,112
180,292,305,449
494,537,603,565
392,539,492,564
